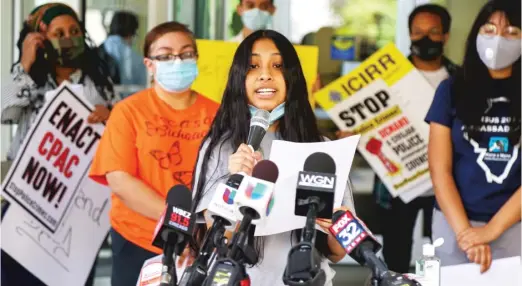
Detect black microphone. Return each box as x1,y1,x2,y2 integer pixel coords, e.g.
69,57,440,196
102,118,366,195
179,174,244,286
283,152,336,286
152,185,196,286
295,152,336,220
247,109,270,151
329,210,420,286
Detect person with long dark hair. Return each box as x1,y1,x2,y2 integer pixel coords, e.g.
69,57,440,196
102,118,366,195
0,3,114,286
426,0,520,273
191,30,354,286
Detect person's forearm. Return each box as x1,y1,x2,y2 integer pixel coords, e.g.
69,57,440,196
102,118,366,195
489,188,521,235
432,172,471,235
107,171,165,220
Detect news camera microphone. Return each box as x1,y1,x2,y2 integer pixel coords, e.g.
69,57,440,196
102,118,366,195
295,152,336,220
179,174,245,286
247,109,270,151
329,210,419,286
152,185,196,286
283,153,335,286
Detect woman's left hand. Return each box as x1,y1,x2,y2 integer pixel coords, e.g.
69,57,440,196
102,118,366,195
457,225,500,252
316,206,352,233
87,104,111,124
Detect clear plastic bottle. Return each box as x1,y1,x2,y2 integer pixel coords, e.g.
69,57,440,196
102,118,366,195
415,238,444,286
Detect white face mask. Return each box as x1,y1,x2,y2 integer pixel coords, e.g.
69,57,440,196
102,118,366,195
241,8,272,31
476,34,521,70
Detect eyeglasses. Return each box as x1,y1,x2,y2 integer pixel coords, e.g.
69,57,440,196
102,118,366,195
149,51,197,61
479,23,521,39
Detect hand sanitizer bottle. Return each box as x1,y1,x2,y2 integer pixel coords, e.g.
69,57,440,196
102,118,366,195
415,238,444,286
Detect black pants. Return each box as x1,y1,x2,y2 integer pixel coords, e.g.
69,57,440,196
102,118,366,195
0,250,97,286
380,195,435,274
110,229,157,286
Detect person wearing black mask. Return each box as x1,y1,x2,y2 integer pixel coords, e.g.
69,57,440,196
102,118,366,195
371,4,459,274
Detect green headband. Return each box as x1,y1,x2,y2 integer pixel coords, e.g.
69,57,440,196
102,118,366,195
27,3,79,32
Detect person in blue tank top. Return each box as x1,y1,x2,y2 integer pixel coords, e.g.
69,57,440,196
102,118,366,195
425,0,521,274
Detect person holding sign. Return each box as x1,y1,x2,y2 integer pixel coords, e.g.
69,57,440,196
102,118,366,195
1,3,115,286
426,0,520,273
337,4,458,274
191,30,354,286
231,0,276,42
89,21,219,286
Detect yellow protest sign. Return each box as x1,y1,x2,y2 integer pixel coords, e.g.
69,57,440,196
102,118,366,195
192,39,318,106
314,43,413,111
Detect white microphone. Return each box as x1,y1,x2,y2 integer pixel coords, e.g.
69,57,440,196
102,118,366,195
234,160,279,225
205,174,244,230
247,109,270,151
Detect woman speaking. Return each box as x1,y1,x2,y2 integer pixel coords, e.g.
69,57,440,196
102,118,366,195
191,30,354,286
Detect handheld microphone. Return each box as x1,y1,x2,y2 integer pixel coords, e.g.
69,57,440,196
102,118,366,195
247,109,270,151
179,175,245,286
295,152,336,219
152,185,195,286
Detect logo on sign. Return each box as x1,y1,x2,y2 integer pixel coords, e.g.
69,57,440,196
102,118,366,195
222,188,236,204
245,182,268,200
298,173,335,188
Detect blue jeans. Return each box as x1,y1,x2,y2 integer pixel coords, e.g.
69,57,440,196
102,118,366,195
110,229,157,286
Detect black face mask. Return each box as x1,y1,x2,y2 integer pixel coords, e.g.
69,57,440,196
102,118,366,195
410,36,444,61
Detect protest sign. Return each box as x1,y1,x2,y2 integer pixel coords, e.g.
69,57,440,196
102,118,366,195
254,135,360,236
1,83,111,286
192,39,319,106
315,43,435,198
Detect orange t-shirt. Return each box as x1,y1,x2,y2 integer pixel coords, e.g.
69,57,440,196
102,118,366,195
89,88,218,253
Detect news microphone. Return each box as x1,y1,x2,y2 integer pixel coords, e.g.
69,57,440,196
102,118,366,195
179,175,245,286
295,152,336,219
233,160,278,225
247,109,270,151
152,185,196,286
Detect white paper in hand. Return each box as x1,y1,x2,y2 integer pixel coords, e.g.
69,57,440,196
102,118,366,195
255,135,360,236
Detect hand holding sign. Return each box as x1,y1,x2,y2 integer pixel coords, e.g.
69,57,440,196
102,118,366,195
87,104,111,124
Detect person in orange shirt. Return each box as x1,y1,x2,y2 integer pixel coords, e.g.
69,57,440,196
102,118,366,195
89,21,219,286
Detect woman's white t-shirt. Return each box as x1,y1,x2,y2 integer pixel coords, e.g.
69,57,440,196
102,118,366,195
193,132,355,286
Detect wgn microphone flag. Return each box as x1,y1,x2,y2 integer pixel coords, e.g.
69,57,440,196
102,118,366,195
247,109,270,151
152,185,196,251
329,210,381,266
295,152,337,219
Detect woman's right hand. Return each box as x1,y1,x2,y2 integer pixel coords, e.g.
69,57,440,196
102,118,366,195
21,32,45,72
228,144,262,175
466,244,492,273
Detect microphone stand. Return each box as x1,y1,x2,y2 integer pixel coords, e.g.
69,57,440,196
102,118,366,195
357,247,418,286
283,197,326,286
179,219,226,286
203,209,258,286
160,232,181,286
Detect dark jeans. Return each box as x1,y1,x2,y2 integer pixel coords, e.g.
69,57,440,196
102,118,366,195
0,250,97,286
380,195,435,274
110,229,157,286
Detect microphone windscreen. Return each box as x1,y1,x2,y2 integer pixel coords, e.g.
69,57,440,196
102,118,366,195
303,152,336,174
252,160,279,183
250,109,270,130
332,210,345,222
166,184,192,211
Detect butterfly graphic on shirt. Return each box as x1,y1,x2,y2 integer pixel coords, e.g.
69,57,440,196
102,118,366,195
172,171,193,189
149,141,183,169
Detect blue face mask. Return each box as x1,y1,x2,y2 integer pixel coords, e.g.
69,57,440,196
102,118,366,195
155,59,198,93
249,103,285,125
241,8,272,31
